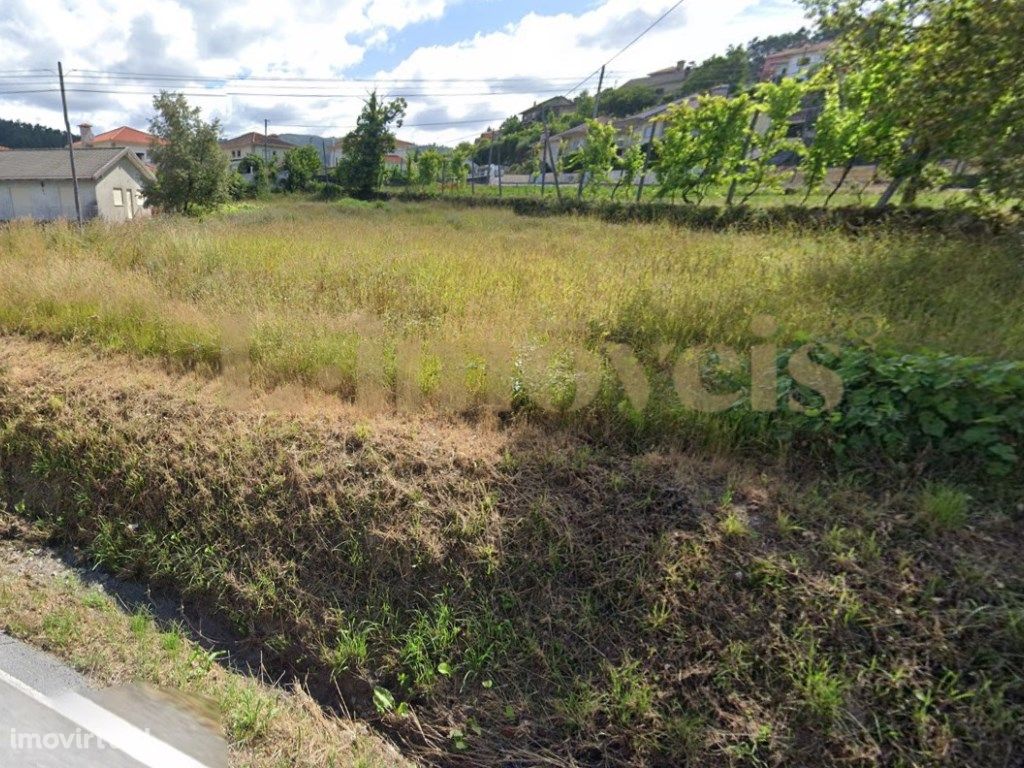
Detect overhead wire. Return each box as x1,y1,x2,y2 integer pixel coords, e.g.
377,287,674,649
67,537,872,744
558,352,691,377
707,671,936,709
0,9,682,141
562,0,686,97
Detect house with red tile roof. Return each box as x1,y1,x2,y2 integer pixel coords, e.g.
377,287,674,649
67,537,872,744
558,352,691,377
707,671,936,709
72,124,166,165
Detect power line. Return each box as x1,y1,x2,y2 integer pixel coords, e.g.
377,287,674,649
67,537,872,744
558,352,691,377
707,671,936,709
563,0,686,97
1,79,589,99
66,68,627,85
274,115,512,133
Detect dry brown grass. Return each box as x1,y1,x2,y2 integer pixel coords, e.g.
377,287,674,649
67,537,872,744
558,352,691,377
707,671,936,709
1,333,1022,766
0,538,409,768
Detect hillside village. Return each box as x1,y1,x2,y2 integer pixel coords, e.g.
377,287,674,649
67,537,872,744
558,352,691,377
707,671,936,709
0,33,832,221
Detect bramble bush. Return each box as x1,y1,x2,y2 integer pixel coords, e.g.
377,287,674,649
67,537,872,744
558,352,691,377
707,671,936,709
766,347,1024,476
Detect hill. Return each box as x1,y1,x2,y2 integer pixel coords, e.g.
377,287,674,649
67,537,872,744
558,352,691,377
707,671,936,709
0,118,70,149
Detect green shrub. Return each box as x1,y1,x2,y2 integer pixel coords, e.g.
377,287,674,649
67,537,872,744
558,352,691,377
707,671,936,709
771,347,1024,476
317,182,345,201
382,193,1020,236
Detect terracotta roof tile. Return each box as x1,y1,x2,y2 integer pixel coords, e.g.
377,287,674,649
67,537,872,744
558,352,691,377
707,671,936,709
73,126,165,148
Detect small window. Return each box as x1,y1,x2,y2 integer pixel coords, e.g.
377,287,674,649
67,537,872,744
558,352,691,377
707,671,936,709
112,188,124,207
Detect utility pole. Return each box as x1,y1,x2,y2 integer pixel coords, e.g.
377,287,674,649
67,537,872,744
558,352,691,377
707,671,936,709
263,119,269,163
58,62,82,227
321,138,328,177
577,64,605,201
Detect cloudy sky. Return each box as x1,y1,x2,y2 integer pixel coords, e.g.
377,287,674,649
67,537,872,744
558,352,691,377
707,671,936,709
0,0,810,145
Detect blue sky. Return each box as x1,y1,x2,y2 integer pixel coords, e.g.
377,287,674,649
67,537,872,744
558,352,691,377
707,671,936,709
351,0,602,77
0,0,811,143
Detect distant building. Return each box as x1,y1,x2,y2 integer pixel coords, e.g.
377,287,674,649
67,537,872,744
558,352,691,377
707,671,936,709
0,147,155,222
614,85,730,147
72,124,165,165
219,132,296,171
622,60,694,96
391,138,416,160
0,145,9,151
520,96,575,125
759,42,831,82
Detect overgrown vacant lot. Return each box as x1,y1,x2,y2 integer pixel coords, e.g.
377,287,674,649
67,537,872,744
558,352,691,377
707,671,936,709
2,198,1022,382
1,200,1023,766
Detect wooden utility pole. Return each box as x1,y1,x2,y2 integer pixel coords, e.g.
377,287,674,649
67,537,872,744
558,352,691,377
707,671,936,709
263,119,269,163
577,65,605,201
58,62,82,227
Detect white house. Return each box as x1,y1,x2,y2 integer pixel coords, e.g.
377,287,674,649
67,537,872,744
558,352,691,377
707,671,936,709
220,132,295,169
0,147,155,222
73,124,164,166
759,42,831,82
622,60,695,96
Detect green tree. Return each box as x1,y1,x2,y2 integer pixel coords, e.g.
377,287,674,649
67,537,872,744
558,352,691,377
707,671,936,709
799,65,889,205
597,85,659,118
335,91,407,199
282,144,322,192
447,143,472,187
0,118,68,148
678,47,748,97
416,148,443,187
144,91,230,215
655,93,753,204
731,78,805,204
238,154,276,198
578,119,618,197
612,139,646,199
804,0,1024,206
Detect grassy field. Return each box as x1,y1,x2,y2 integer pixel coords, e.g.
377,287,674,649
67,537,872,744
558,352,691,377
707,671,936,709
1,199,1022,766
1,198,1021,395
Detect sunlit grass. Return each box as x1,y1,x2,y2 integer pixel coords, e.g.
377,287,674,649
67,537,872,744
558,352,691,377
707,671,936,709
1,198,1020,399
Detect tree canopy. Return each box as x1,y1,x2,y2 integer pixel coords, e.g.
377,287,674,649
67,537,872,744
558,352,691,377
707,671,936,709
0,118,69,149
282,144,322,192
144,91,230,215
335,91,407,199
803,0,1024,206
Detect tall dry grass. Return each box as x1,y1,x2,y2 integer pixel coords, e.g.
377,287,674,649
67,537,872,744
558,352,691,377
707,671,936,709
1,198,1021,406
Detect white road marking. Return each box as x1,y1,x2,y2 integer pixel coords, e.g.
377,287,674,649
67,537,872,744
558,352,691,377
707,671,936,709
0,668,212,768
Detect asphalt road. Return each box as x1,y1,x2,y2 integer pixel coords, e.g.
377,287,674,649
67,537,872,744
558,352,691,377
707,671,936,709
0,632,227,767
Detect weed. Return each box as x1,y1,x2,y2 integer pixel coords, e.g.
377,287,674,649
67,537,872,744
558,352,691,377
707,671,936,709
224,683,277,743
918,484,971,532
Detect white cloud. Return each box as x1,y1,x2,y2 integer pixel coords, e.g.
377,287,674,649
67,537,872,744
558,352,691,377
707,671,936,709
0,0,810,144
